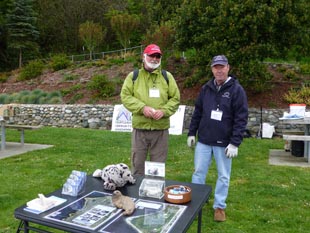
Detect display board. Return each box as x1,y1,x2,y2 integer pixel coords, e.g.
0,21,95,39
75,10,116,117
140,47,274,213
111,104,185,135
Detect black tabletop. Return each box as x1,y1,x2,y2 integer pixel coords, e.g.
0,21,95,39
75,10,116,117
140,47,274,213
14,176,212,233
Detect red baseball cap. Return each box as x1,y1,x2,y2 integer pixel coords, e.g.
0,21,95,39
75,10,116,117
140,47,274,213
143,44,162,55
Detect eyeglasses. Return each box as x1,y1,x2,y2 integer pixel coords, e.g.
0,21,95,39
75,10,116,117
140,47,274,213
147,54,162,59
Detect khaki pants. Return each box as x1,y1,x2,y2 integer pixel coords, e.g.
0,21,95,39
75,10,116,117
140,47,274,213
131,129,168,175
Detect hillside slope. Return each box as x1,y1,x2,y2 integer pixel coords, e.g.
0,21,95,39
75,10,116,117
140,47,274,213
0,61,305,109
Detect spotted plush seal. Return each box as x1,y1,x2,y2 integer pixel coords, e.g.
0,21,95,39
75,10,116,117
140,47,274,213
92,163,135,190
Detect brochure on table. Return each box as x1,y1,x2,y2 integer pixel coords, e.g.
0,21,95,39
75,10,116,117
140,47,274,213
24,194,67,214
139,161,165,199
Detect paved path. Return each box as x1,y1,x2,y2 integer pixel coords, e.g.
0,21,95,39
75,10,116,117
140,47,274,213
0,142,53,160
269,149,310,168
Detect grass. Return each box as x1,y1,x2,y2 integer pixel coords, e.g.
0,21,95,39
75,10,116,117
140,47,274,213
0,127,310,232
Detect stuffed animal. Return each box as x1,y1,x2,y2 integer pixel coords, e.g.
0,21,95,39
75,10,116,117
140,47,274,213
112,190,135,215
92,163,135,190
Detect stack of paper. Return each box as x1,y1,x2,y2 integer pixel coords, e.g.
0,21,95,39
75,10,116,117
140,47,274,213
24,194,66,214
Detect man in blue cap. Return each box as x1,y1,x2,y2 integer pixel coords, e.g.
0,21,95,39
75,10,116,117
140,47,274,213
187,55,248,222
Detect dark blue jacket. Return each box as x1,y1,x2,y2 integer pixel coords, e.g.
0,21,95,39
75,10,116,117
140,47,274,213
188,76,248,147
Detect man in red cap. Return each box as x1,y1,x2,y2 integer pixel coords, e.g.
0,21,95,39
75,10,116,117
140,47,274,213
121,44,180,175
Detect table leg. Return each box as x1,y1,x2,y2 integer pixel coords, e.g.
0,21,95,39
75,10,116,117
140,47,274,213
197,209,202,233
305,126,310,163
16,220,29,233
1,122,5,150
20,129,24,146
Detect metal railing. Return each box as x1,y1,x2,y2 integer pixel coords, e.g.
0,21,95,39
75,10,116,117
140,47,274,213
68,45,144,63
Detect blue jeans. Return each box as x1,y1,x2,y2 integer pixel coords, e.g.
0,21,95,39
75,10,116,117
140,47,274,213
192,142,232,209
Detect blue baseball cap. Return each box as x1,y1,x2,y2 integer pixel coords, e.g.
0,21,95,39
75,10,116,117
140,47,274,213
211,55,228,67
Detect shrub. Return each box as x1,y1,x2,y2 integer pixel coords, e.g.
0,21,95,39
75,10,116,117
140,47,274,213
284,87,310,105
9,93,20,103
47,91,62,99
18,60,45,81
0,94,9,103
300,63,310,74
107,57,126,66
234,61,273,92
276,65,287,73
20,95,30,104
87,74,115,98
0,89,63,104
0,73,8,83
62,73,78,82
48,96,62,104
283,69,299,81
60,84,82,96
68,93,84,104
49,54,72,71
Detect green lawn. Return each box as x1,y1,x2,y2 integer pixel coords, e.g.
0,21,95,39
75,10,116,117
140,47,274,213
0,127,309,232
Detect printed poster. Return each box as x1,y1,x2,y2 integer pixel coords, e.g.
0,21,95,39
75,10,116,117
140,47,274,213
45,191,122,230
100,199,186,233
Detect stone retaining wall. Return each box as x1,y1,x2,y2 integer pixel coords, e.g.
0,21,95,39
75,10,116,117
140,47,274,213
7,104,304,136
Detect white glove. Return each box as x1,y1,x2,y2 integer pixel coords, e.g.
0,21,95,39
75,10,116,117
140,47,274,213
187,136,196,147
225,144,238,158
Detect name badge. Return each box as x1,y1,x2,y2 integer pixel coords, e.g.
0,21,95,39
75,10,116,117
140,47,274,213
149,88,160,98
211,109,223,121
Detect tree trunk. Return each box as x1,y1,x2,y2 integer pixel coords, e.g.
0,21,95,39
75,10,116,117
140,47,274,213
19,48,22,68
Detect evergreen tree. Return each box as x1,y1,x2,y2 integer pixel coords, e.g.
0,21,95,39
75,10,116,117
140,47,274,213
6,0,39,68
0,0,11,71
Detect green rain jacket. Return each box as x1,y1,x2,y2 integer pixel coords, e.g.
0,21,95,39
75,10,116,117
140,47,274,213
121,67,180,130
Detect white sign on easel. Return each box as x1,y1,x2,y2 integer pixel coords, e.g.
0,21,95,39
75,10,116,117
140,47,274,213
111,104,132,132
111,105,185,135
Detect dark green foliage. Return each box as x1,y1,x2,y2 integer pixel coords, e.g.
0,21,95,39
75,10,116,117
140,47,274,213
174,0,309,91
87,74,115,98
233,60,273,92
36,0,111,53
0,0,11,71
183,68,206,88
49,54,72,71
18,60,45,81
